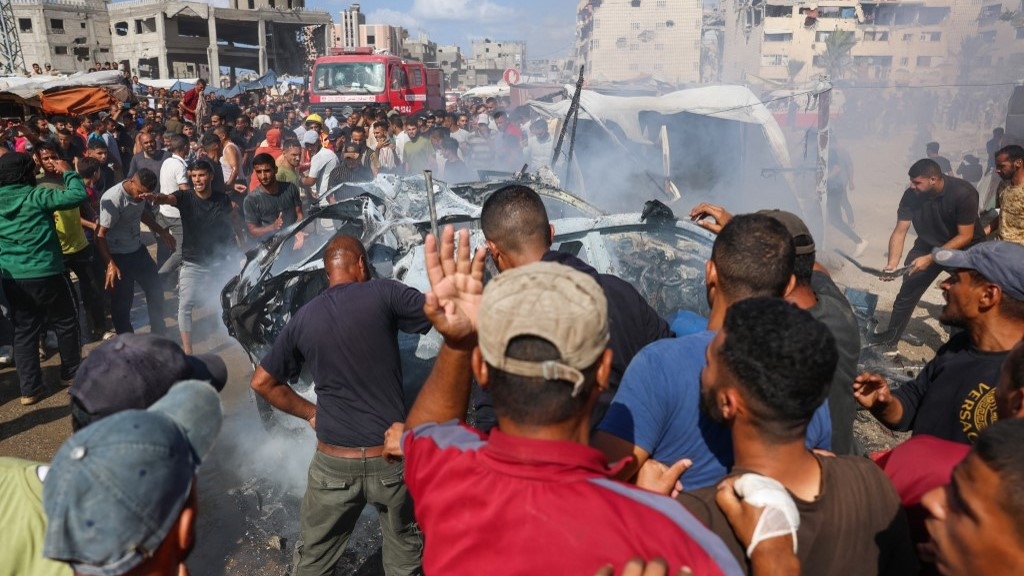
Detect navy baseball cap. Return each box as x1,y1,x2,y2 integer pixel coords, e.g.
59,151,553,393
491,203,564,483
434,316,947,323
43,380,223,576
70,334,227,427
933,241,1024,301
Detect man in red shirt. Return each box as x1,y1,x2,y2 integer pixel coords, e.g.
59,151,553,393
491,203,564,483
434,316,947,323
178,79,206,123
385,227,795,575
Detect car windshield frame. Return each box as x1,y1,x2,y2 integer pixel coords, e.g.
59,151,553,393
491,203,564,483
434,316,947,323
312,62,386,95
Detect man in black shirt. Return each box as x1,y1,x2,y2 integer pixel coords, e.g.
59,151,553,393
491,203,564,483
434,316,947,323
854,241,1024,444
243,153,303,243
480,185,673,431
251,234,428,576
871,158,983,346
927,141,953,175
143,160,239,354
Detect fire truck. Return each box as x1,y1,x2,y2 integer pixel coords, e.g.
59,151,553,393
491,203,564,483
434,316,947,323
307,47,443,115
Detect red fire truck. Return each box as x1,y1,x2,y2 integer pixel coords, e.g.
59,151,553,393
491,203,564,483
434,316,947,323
307,47,443,115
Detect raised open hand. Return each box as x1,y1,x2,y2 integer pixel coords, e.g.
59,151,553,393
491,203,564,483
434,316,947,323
423,225,486,350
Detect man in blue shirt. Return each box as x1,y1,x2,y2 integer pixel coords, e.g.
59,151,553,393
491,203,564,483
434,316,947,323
593,213,831,490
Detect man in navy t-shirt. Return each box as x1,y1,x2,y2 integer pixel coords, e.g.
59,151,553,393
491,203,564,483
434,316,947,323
250,235,430,576
593,214,832,490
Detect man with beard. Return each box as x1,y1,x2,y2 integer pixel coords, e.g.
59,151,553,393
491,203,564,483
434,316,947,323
593,214,832,490
245,153,303,242
126,131,166,179
870,158,984,347
677,298,917,575
854,241,1024,444
143,160,239,354
986,145,1024,244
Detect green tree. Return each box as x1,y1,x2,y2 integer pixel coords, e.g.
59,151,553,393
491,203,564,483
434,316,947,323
788,59,806,84
819,29,857,79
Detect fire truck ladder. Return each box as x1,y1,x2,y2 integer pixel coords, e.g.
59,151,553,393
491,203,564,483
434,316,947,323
0,0,26,75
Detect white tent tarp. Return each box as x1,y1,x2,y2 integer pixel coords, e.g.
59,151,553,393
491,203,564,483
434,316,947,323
529,85,792,171
0,71,125,100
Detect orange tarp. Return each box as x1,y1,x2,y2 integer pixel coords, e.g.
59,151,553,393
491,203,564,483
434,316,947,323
40,87,118,116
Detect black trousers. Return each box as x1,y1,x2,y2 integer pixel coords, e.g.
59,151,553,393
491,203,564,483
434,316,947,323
883,244,943,342
63,244,110,335
109,246,166,335
2,274,81,397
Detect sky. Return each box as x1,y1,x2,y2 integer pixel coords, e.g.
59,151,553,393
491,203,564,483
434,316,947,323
305,0,579,63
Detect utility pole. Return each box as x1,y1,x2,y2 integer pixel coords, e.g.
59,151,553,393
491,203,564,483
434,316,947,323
0,0,27,75
813,75,833,250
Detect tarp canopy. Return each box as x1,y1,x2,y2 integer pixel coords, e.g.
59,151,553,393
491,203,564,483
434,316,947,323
40,87,120,116
0,71,126,100
210,84,242,98
139,78,199,90
239,70,278,91
528,85,792,170
0,71,130,115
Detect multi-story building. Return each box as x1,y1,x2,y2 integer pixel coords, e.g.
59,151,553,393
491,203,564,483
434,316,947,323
436,44,464,88
574,0,703,86
11,0,331,83
336,3,365,48
465,39,526,86
13,0,113,74
362,24,405,55
403,33,437,65
332,5,406,55
719,0,1024,87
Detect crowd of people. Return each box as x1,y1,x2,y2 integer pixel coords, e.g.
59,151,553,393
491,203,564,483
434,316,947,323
2,74,1024,576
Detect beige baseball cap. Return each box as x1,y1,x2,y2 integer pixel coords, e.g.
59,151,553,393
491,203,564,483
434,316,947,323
478,261,609,397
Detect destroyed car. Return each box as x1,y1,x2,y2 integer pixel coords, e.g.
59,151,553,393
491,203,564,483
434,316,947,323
221,175,715,432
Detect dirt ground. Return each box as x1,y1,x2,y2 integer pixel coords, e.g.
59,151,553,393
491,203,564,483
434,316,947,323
0,115,987,573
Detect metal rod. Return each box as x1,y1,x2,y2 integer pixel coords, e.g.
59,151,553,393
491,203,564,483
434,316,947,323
552,64,585,166
423,170,439,242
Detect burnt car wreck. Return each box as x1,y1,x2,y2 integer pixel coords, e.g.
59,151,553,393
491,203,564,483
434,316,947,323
220,175,715,431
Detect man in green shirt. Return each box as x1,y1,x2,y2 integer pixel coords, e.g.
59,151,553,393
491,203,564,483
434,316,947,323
0,151,86,405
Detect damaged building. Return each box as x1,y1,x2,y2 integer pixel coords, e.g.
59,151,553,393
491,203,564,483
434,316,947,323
717,0,1024,86
11,0,331,84
575,0,704,87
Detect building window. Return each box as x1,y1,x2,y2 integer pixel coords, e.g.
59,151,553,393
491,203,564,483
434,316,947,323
765,33,793,42
900,57,909,66
114,21,128,36
135,18,156,34
631,22,640,30
917,56,931,67
654,63,664,70
1017,27,1024,39
54,46,68,55
765,5,790,17
902,33,913,42
654,43,664,50
656,0,666,6
367,35,376,44
979,30,997,42
50,18,64,33
630,43,639,50
630,63,640,71
18,18,31,32
80,22,86,28
979,4,1002,21
815,31,832,42
761,54,789,67
863,31,889,41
